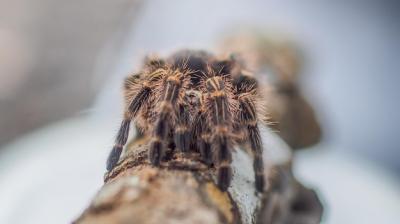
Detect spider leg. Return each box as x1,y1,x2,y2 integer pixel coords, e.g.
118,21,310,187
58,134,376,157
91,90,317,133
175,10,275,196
174,104,191,153
206,76,233,191
239,95,265,192
149,73,182,166
197,113,213,165
106,77,152,171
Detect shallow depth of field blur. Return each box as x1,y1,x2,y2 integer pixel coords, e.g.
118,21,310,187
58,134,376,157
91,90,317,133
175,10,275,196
0,1,399,223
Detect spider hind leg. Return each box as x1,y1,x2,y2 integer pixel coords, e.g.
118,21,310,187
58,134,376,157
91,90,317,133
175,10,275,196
239,95,265,192
106,78,152,171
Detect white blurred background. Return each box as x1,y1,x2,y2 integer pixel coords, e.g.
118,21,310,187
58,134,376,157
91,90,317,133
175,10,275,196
0,0,400,223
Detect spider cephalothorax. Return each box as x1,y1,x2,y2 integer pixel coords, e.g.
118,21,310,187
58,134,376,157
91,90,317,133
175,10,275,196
107,50,266,192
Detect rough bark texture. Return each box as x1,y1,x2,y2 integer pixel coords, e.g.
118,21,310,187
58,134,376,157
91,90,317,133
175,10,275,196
74,127,323,224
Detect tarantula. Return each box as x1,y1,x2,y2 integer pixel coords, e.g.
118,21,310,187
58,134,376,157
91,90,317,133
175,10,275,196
106,50,266,192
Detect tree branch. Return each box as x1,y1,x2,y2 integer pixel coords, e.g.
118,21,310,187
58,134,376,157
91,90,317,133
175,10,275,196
73,127,322,224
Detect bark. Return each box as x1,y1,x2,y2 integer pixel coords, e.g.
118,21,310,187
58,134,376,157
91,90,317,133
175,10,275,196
73,127,323,224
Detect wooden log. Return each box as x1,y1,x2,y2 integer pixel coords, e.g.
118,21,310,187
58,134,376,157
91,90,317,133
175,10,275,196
73,126,322,224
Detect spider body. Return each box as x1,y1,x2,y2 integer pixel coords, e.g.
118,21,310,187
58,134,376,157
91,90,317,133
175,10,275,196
107,50,266,192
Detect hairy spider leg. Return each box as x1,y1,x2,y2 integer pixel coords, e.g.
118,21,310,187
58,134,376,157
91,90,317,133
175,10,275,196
206,76,233,191
238,94,265,192
197,112,213,165
149,72,182,166
174,104,191,153
106,81,151,171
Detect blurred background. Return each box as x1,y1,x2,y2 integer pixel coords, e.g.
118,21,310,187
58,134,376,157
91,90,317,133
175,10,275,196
0,0,399,223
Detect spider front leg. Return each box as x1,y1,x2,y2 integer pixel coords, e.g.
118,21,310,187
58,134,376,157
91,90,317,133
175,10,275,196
239,95,265,192
198,113,213,165
149,73,183,166
106,79,151,171
174,104,191,153
205,76,233,191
